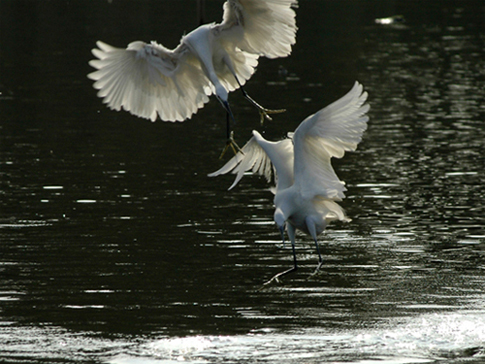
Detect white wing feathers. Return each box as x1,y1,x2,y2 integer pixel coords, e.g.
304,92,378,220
300,81,369,156
208,133,274,191
292,81,369,200
210,82,369,199
207,40,259,94
208,131,294,191
252,131,294,191
88,41,212,122
88,0,297,122
218,0,298,58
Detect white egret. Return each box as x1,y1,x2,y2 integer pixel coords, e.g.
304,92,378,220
88,0,298,154
209,82,369,284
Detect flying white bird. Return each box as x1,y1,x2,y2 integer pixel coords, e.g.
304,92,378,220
88,0,298,154
209,82,369,284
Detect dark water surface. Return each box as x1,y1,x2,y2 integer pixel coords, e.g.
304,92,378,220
1,0,485,363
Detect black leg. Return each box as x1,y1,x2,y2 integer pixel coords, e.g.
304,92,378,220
226,109,231,140
305,218,325,277
233,76,286,125
314,239,323,264
308,239,325,277
219,108,243,159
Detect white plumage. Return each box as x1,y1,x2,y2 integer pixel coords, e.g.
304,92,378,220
209,82,370,283
88,0,298,122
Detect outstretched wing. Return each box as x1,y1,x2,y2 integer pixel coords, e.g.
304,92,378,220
88,41,213,122
208,32,259,95
208,130,294,191
216,0,298,59
292,81,370,200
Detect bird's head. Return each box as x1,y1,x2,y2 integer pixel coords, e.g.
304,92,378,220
215,85,235,124
215,85,229,113
215,84,228,104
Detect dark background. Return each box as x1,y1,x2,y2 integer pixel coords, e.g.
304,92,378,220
1,0,484,362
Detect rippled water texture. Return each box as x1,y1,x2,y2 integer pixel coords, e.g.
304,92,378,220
1,0,485,363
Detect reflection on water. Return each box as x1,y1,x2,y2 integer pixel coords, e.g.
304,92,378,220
114,311,485,363
1,311,484,363
1,0,485,363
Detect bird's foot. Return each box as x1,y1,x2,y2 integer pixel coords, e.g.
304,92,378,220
244,93,285,125
262,275,282,287
219,131,243,159
258,275,283,291
307,260,324,280
262,266,297,286
257,107,286,125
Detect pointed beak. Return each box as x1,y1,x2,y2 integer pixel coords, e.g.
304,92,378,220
217,96,236,124
278,224,286,246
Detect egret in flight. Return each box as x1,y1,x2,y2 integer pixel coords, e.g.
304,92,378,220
88,0,298,155
209,82,369,284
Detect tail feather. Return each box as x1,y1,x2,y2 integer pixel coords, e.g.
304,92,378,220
314,197,350,223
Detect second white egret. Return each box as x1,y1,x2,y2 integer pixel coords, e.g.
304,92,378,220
209,82,370,284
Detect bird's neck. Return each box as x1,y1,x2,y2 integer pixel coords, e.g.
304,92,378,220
274,189,296,222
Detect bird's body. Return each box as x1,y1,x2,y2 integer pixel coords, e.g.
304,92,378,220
275,191,337,236
209,82,370,283
88,0,297,124
183,24,229,96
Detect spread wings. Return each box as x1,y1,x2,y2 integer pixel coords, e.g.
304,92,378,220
88,0,297,122
88,41,213,122
292,81,370,200
217,0,298,58
208,131,294,191
210,82,369,201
